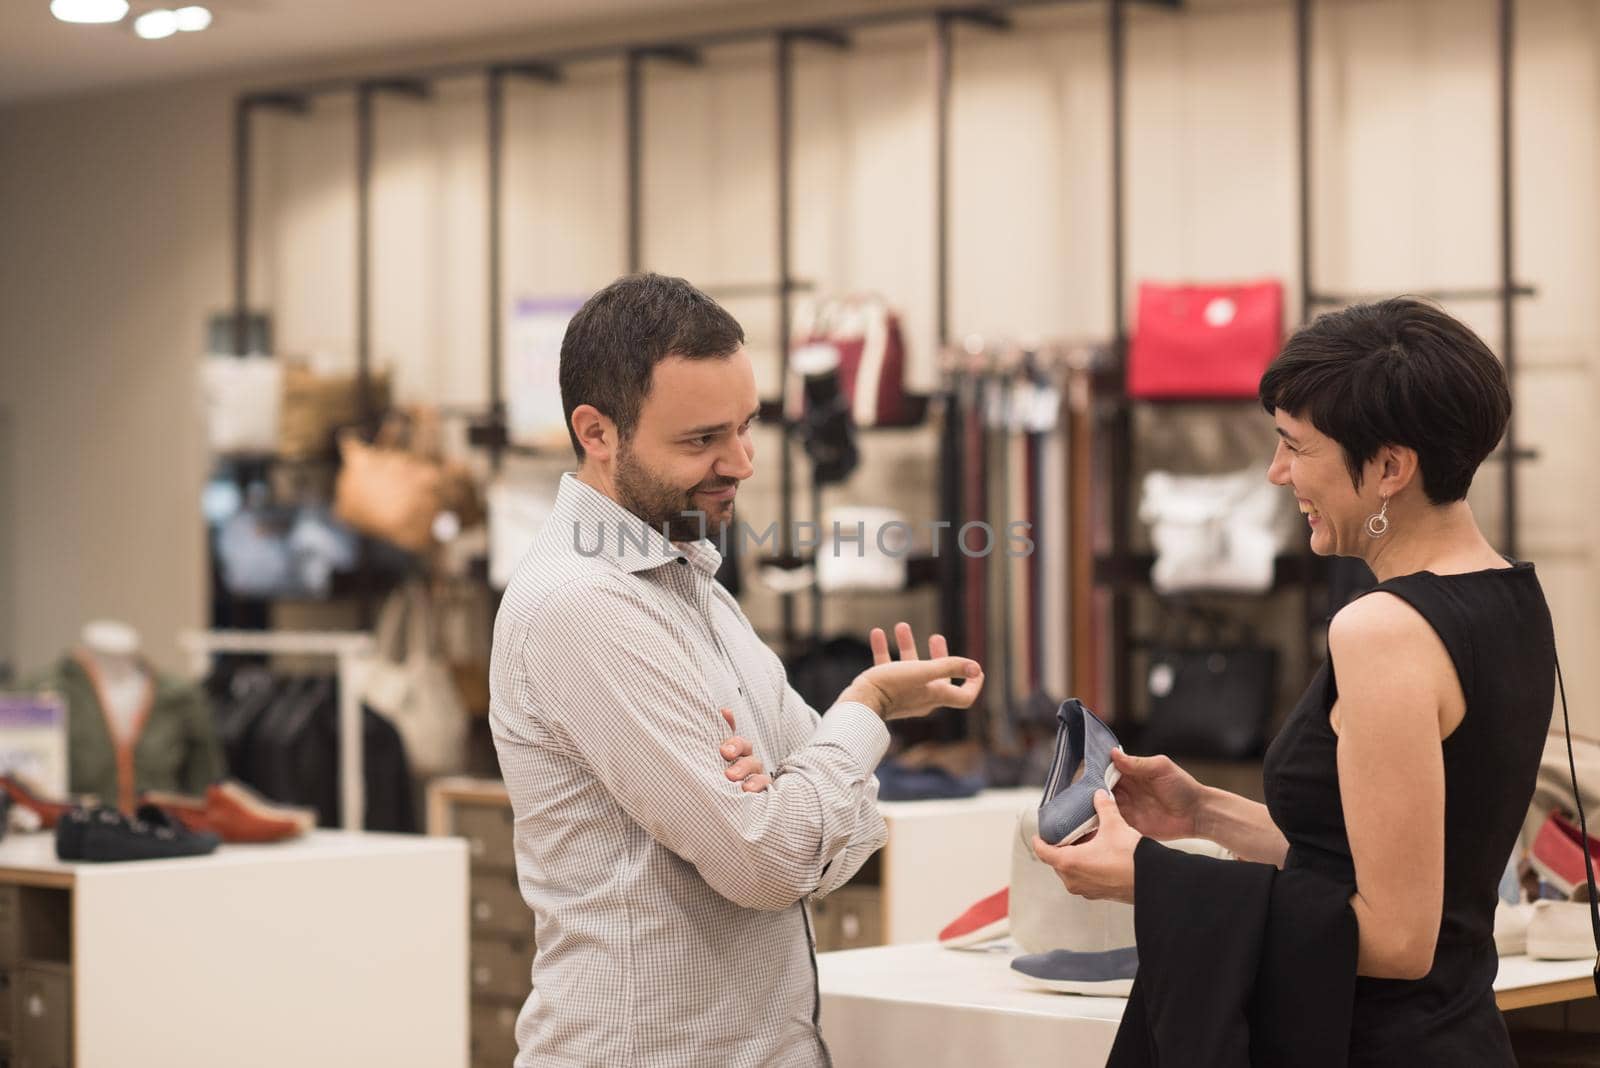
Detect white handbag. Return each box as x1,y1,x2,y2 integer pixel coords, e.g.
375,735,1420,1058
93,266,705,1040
1010,805,1232,954
1139,467,1291,595
816,506,911,593
362,581,466,778
201,355,281,454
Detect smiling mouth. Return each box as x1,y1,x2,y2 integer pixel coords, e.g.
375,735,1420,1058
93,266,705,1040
1297,498,1321,521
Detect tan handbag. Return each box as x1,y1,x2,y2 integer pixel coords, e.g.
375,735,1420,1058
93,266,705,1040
334,408,485,554
334,416,442,553
279,362,392,459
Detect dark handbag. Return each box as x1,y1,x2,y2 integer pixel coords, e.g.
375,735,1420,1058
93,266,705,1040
1140,611,1277,760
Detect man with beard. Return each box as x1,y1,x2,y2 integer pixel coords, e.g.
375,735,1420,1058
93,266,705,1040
490,273,984,1068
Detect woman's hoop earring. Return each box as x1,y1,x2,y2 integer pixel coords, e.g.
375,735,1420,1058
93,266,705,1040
1366,496,1391,538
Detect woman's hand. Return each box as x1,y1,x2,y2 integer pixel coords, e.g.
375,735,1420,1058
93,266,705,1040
1107,748,1207,841
718,709,771,792
1032,790,1141,904
840,622,985,721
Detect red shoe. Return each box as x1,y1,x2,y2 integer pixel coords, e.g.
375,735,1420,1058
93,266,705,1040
939,887,1010,949
0,774,79,830
1531,810,1600,896
142,782,315,844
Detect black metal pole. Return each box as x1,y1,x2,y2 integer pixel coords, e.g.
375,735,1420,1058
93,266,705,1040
1295,0,1319,678
776,33,797,649
1296,0,1312,325
934,13,952,350
232,97,251,356
356,84,375,434
1498,0,1518,558
1108,0,1132,722
626,52,644,273
487,69,506,473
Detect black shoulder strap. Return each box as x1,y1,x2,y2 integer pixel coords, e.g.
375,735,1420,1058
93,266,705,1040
1554,650,1600,997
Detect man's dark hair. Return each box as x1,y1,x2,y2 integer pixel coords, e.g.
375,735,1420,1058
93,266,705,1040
559,273,746,460
1258,298,1509,504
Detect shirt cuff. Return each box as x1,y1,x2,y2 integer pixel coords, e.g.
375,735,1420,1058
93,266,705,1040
815,700,891,777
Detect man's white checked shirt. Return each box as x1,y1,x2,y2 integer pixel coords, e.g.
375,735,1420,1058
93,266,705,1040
490,473,889,1067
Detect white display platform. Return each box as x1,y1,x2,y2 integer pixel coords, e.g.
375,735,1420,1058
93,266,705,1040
819,941,1597,1068
876,787,1035,944
0,829,468,1068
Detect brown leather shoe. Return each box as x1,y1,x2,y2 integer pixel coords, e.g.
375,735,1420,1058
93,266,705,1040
142,781,315,844
0,774,80,830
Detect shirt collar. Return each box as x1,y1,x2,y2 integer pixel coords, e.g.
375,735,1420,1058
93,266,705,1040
554,472,724,577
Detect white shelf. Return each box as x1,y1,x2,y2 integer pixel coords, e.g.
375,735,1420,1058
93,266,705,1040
0,829,468,1068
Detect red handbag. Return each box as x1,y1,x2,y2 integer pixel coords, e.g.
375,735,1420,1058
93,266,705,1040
1127,280,1284,399
788,296,921,427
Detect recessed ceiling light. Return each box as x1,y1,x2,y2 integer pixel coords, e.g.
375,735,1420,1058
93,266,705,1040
174,5,211,31
133,7,177,38
50,0,130,23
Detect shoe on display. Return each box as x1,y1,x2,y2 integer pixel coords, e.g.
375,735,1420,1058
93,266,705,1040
1530,810,1600,897
55,804,221,862
141,780,315,844
1525,890,1598,961
1038,699,1122,846
0,773,81,831
1494,899,1536,957
1010,945,1139,997
938,888,1009,949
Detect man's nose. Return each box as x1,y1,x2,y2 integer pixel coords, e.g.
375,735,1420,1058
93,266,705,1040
717,436,754,481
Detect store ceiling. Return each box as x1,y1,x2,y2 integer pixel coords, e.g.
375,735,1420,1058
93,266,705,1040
0,0,766,105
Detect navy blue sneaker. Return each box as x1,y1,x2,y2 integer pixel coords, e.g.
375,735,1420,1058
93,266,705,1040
55,804,220,862
1011,945,1138,996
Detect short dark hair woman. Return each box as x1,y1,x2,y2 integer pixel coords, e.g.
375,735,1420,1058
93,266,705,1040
1034,299,1558,1065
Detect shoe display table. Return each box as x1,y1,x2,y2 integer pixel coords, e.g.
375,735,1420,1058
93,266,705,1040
817,941,1600,1068
0,829,467,1068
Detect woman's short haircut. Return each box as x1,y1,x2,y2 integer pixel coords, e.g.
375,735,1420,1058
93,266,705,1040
1258,298,1510,504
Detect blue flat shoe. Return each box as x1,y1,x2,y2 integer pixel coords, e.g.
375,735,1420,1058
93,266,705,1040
1038,698,1122,846
1011,945,1138,996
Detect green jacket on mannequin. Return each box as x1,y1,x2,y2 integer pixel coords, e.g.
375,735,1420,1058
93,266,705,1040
31,652,225,812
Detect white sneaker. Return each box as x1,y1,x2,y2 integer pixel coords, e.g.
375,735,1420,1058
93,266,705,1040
1494,900,1535,956
1525,897,1596,961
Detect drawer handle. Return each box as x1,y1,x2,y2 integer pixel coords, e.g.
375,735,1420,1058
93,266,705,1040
474,965,491,987
26,993,45,1019
474,901,492,921
469,838,487,858
841,914,860,940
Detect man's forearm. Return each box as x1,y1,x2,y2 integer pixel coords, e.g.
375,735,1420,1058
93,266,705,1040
1196,787,1290,867
813,795,888,897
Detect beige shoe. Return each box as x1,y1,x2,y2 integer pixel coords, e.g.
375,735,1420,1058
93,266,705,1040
1525,892,1596,961
1494,900,1535,956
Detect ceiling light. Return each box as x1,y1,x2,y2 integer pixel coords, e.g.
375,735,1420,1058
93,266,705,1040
133,8,177,38
50,0,130,23
174,5,211,31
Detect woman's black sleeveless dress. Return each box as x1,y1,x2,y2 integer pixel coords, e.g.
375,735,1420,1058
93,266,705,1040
1262,563,1555,1066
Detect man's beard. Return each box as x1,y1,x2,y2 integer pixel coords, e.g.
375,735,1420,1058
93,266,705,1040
614,441,736,543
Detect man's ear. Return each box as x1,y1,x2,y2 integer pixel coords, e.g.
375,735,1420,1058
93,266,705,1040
571,405,617,464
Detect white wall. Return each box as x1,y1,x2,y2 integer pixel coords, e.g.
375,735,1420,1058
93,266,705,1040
2,0,1597,732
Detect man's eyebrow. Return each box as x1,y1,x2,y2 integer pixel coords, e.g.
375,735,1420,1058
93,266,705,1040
680,407,761,437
